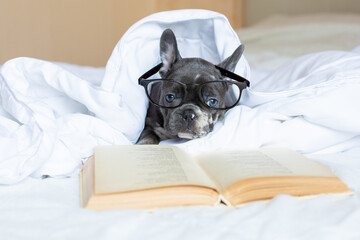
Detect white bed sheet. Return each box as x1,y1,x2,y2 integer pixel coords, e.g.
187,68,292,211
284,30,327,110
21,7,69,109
1,13,360,240
0,177,359,240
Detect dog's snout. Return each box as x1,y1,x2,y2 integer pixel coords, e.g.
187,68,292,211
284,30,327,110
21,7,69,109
181,109,197,123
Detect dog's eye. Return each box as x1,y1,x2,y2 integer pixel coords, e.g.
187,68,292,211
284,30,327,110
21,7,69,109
165,94,175,103
206,98,218,108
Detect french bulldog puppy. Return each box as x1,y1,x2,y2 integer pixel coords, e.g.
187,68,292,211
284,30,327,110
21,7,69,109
137,29,245,144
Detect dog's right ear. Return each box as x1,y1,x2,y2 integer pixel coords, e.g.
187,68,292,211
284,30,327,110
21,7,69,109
159,29,182,77
217,45,244,72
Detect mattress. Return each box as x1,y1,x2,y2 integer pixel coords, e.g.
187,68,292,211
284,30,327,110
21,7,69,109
1,11,360,240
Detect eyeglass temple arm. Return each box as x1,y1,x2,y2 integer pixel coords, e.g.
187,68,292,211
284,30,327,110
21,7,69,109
138,63,163,84
138,63,250,87
215,65,250,87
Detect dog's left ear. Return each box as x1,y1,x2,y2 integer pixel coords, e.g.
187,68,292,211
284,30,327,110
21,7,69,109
159,29,182,77
217,45,244,72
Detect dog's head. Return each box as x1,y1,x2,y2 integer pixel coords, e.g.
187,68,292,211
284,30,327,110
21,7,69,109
148,29,245,140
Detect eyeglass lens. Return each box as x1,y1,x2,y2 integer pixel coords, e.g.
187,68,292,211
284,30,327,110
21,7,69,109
200,81,241,109
146,80,242,109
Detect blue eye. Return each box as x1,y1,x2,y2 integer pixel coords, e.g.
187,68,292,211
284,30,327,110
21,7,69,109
165,94,175,103
206,98,218,108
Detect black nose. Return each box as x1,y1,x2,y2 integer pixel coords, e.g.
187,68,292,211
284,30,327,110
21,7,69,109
181,109,197,124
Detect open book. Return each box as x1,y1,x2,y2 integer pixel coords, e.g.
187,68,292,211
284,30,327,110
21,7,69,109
80,145,350,210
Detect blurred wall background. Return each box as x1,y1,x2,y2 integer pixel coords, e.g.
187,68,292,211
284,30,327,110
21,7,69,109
1,0,359,66
245,0,360,25
0,0,242,66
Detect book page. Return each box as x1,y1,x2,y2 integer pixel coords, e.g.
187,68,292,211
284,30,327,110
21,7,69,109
94,145,217,194
196,148,336,191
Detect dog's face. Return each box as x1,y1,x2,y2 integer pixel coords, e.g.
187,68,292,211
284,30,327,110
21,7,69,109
157,58,226,140
137,29,244,144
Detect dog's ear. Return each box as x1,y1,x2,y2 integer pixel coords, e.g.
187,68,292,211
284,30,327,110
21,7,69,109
159,29,182,77
217,45,244,72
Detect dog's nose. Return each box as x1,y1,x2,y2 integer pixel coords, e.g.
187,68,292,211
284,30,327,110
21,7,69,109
181,109,197,124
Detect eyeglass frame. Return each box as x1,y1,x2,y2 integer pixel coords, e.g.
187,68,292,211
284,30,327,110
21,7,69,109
138,63,250,110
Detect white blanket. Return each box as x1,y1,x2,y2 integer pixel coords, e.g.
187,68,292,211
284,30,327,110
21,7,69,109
1,10,360,188
178,50,360,154
0,10,249,184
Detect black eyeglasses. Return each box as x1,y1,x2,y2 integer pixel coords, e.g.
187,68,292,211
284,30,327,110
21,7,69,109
138,63,250,110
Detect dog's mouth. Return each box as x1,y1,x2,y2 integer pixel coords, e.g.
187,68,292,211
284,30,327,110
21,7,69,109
177,129,197,139
167,104,218,140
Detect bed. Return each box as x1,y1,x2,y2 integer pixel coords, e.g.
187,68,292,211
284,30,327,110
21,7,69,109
1,4,360,240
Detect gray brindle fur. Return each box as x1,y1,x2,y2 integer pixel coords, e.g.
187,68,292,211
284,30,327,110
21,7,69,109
137,29,244,144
